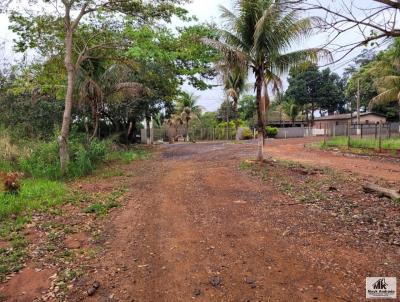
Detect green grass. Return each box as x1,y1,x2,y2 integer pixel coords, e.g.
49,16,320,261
321,136,400,150
106,149,150,164
84,188,127,216
0,179,70,220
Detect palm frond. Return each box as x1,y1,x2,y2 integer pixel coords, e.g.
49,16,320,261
273,48,331,74
370,88,399,109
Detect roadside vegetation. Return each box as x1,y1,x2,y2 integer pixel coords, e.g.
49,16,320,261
321,136,400,151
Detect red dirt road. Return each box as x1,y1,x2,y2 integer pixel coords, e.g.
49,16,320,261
266,137,400,182
66,142,400,302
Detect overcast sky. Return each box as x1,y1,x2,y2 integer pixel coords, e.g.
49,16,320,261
0,0,380,112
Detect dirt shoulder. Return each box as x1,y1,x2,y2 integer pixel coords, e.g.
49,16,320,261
265,137,400,183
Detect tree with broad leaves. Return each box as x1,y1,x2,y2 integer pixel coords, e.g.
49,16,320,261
4,0,189,174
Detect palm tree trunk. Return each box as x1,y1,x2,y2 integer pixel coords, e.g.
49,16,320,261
255,67,265,161
233,97,240,141
263,83,271,141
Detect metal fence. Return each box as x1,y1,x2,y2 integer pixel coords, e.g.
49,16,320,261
322,123,400,152
151,127,250,142
325,123,400,138
144,123,400,145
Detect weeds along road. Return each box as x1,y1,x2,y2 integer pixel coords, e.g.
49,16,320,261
65,141,399,302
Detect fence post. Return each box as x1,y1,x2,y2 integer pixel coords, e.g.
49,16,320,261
375,124,378,139
378,123,382,152
360,124,363,139
388,123,391,139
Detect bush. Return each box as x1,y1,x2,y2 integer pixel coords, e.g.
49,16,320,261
20,136,107,179
266,126,278,138
20,140,61,179
241,127,253,140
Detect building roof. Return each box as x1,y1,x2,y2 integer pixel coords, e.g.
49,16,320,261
315,112,386,121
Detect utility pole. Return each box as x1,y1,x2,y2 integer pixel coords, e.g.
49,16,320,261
357,78,361,135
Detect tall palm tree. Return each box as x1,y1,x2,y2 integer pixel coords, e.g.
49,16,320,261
175,92,203,141
369,40,400,130
205,0,329,159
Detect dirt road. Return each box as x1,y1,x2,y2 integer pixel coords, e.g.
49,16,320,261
266,137,400,182
67,142,400,302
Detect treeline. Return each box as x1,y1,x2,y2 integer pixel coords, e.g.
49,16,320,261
0,0,221,177
0,26,218,141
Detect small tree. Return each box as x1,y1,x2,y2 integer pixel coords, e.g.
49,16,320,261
175,92,203,141
282,98,300,126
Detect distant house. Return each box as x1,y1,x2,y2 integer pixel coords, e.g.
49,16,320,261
314,112,387,129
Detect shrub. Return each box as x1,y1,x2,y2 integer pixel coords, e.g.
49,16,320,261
266,126,278,138
20,136,107,179
19,140,61,179
241,127,253,140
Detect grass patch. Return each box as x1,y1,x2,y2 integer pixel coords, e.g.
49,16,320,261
321,136,400,150
0,179,71,220
84,187,127,216
106,149,150,164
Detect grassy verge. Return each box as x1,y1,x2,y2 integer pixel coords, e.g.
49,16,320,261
320,136,400,150
0,141,151,284
0,179,71,220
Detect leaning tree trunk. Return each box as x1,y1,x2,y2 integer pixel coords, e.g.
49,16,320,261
59,30,75,175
